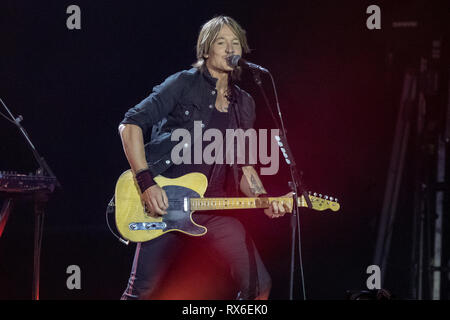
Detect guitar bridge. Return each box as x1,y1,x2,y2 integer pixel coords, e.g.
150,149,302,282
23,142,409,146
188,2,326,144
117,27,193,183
129,222,167,231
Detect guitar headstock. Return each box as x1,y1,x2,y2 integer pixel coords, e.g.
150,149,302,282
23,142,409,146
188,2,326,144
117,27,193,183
298,192,340,212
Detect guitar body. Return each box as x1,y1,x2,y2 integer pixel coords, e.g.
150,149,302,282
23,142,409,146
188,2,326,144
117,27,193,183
115,170,208,243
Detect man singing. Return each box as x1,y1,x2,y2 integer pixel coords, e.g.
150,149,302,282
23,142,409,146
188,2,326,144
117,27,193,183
119,15,291,300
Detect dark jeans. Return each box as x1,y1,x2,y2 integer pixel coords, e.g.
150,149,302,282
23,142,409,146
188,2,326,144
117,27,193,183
121,213,271,300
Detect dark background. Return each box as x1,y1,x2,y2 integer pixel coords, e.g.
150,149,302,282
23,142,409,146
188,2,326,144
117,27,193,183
0,0,448,300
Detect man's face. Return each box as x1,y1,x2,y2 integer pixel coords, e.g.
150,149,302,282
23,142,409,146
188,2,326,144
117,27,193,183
205,24,242,75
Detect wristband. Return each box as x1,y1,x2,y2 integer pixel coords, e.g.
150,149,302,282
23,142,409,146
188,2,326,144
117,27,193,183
135,169,157,193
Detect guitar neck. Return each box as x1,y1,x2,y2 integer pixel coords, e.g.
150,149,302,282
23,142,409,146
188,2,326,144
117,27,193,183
190,196,306,212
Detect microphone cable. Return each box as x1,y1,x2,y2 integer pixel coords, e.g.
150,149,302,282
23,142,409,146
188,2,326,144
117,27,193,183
251,68,308,300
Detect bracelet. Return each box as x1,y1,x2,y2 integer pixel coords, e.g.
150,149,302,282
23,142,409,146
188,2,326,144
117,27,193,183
135,169,157,193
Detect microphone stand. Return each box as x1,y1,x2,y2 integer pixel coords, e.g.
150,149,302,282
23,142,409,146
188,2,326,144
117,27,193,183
250,69,311,300
0,97,61,300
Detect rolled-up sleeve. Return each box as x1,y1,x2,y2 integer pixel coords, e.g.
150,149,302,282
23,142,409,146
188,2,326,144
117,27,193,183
120,71,189,135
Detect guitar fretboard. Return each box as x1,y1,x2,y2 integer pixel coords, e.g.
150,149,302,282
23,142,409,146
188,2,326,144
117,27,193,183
189,197,307,211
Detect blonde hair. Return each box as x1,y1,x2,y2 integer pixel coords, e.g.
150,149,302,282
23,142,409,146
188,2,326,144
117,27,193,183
192,16,251,81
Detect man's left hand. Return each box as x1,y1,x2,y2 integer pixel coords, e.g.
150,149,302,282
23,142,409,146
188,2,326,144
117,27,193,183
264,192,294,218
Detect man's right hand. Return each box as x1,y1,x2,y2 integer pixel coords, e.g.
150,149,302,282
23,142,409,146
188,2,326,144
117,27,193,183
141,184,169,218
119,124,169,217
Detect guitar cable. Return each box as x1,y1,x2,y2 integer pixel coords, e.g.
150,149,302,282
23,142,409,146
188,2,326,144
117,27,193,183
105,196,129,245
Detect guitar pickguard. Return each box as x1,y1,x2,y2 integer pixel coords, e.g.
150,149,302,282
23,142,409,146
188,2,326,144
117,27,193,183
157,185,206,235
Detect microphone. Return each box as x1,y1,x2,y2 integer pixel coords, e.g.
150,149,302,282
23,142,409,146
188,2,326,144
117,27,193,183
227,55,269,73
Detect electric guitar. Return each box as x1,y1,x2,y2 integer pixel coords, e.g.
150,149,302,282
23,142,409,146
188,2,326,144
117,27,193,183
114,170,340,243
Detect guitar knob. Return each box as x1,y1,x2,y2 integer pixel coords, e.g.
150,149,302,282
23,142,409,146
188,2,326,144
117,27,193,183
335,198,339,202
319,194,322,198
313,192,317,196
324,195,328,200
330,197,334,201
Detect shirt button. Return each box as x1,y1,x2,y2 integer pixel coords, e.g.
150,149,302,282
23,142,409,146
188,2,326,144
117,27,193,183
201,123,205,128
183,143,189,148
211,90,216,95
209,104,213,109
184,110,190,116
165,160,171,165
